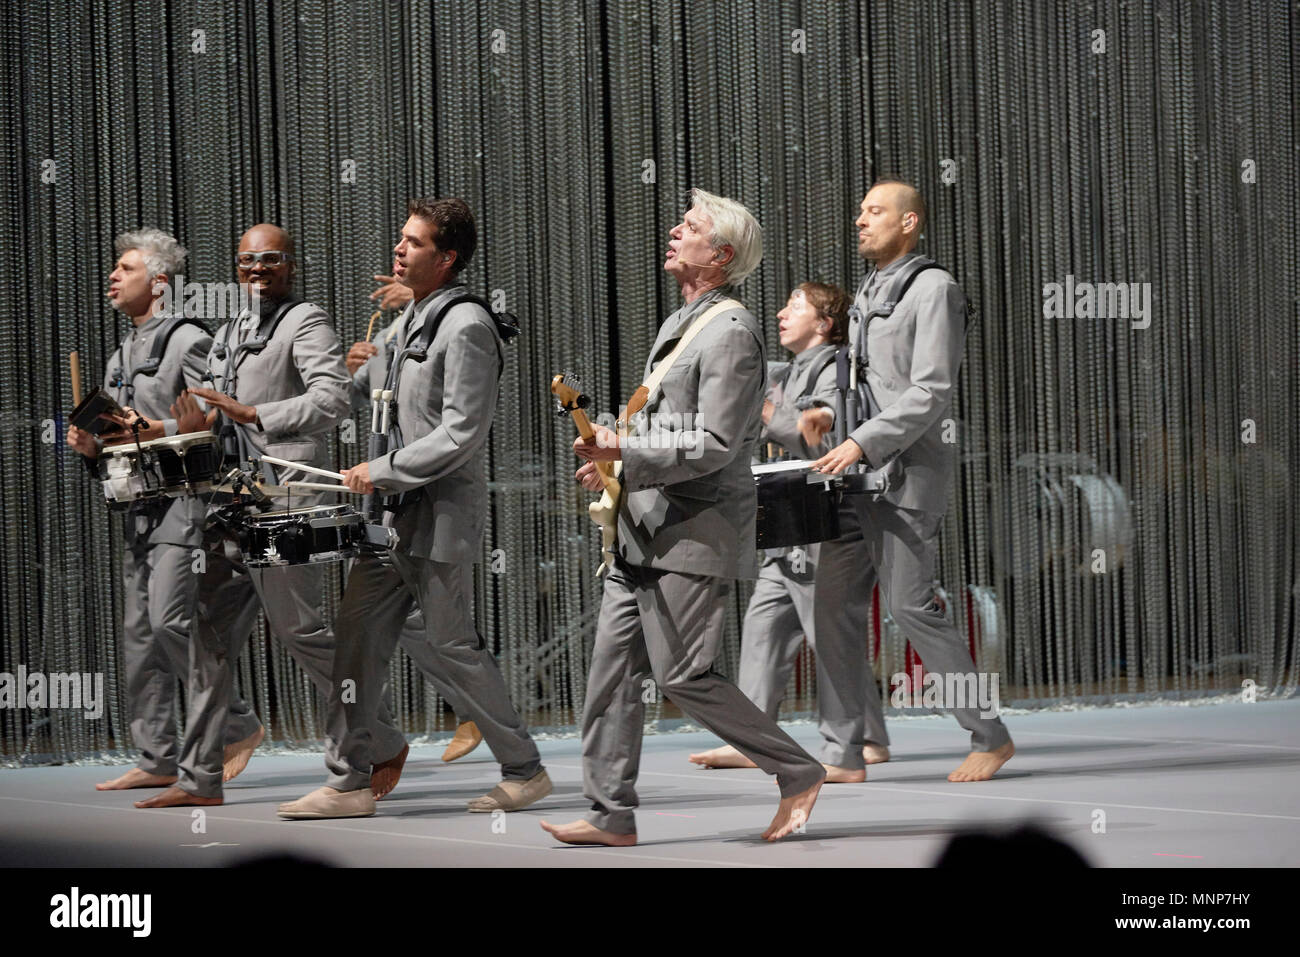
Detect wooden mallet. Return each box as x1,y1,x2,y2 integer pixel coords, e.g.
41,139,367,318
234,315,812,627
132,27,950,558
70,351,82,406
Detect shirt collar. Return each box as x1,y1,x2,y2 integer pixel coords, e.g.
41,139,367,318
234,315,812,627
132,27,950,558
790,342,833,371
875,251,918,280
672,284,731,328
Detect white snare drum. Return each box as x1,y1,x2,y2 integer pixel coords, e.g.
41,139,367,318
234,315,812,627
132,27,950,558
99,431,221,506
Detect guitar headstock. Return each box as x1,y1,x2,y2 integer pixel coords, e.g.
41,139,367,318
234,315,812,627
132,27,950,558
550,372,590,414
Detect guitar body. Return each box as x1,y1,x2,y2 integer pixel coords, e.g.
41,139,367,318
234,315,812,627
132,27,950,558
587,461,622,575
551,373,624,576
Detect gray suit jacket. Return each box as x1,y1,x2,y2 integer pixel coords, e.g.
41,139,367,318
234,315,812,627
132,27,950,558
759,342,839,567
206,300,350,498
849,254,967,513
368,287,504,564
351,313,402,408
104,313,212,548
618,288,766,580
763,342,839,461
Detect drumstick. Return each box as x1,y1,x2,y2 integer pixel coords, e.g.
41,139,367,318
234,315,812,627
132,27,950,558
366,310,381,342
70,352,82,406
260,455,345,481
284,481,362,494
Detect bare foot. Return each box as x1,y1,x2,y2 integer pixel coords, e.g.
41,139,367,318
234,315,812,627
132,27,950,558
223,725,265,783
540,819,637,847
948,740,1015,782
134,786,223,809
762,774,825,841
822,763,866,784
95,768,178,791
441,721,482,762
371,742,410,800
688,744,758,769
863,743,891,764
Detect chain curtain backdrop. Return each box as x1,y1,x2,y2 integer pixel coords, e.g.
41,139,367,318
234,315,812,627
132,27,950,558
1,0,1295,763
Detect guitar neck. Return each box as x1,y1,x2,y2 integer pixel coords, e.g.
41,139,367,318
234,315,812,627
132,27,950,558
570,407,598,442
568,408,616,483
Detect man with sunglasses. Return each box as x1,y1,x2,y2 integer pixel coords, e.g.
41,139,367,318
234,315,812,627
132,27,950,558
135,224,410,809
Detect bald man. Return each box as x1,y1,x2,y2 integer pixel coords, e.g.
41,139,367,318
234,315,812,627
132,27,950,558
135,224,410,809
804,181,1015,782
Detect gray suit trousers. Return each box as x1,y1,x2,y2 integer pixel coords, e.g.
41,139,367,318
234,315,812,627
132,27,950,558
325,551,541,792
814,497,1011,768
177,536,407,798
581,560,824,834
121,540,259,776
386,607,468,721
737,555,818,719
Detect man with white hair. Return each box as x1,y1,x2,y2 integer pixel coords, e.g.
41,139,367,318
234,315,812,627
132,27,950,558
66,228,263,792
541,189,825,846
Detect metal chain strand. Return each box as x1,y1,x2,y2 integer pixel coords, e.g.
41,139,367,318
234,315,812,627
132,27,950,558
0,0,1295,766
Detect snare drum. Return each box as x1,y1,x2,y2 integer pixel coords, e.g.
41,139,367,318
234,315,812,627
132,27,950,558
752,460,842,549
237,504,368,567
99,431,221,506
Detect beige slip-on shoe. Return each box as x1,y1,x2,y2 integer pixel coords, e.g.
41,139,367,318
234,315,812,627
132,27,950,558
441,721,483,762
467,768,553,813
277,786,375,820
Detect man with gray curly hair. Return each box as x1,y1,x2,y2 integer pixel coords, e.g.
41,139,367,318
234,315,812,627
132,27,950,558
66,228,263,793
542,189,825,847
114,228,188,284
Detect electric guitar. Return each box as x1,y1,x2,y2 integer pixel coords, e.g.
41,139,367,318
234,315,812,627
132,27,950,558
551,372,622,575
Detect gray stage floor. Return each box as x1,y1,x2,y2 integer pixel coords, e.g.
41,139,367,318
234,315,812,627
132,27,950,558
2,699,1297,867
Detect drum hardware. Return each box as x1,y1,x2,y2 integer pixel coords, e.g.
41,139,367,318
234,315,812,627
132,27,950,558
204,467,276,535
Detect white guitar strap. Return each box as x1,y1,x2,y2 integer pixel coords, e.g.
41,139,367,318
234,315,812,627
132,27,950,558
639,297,742,408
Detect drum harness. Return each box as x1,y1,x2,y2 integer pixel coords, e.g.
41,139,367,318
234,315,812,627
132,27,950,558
833,255,949,494
203,297,307,487
175,297,315,535
365,283,519,522
96,313,210,494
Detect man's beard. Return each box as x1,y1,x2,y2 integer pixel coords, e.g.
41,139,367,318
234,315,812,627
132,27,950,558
249,283,282,315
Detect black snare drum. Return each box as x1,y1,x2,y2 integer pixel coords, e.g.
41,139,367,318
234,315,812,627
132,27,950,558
237,504,369,567
753,460,841,549
233,501,395,566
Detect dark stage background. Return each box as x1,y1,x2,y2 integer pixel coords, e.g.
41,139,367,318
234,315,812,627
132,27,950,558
1,0,1296,762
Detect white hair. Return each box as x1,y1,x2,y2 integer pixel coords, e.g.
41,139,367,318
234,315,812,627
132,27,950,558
114,228,187,280
688,187,763,285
